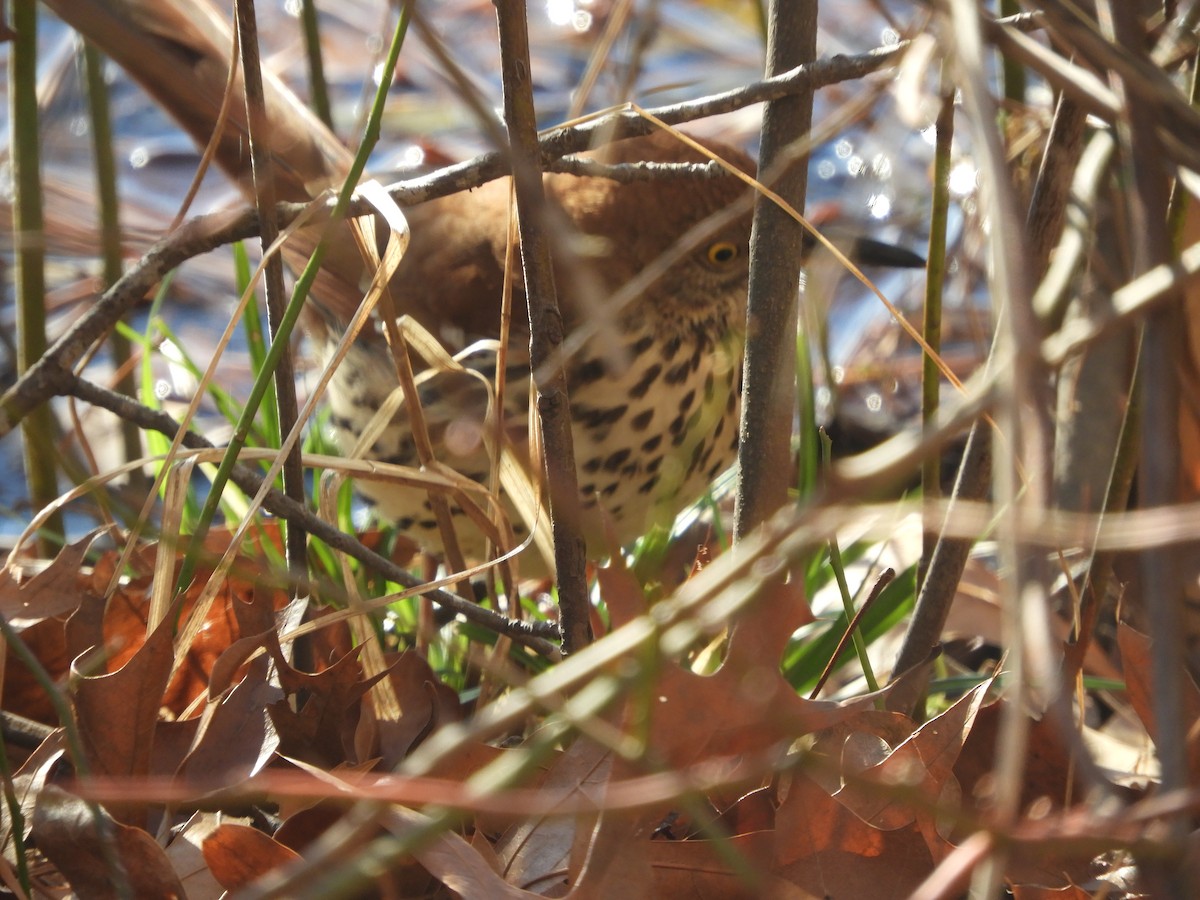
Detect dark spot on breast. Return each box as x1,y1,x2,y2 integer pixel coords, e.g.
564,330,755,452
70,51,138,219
620,462,639,476
397,516,415,530
686,441,705,477
638,474,660,494
714,417,725,439
418,519,438,530
706,460,724,479
582,495,598,509
580,482,596,495
604,448,632,471
662,336,683,361
689,345,703,372
664,361,691,385
646,456,663,474
631,334,654,356
726,390,738,412
575,403,628,429
379,436,417,466
601,483,619,497
582,456,603,473
574,358,607,385
630,409,654,431
669,413,686,436
643,435,662,452
630,364,662,399
331,414,356,434
704,371,715,399
679,390,695,413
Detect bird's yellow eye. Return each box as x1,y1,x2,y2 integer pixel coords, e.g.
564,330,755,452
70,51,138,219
706,241,738,265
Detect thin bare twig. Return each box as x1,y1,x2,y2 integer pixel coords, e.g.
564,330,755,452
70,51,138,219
235,0,307,574
495,1,591,653
734,0,818,538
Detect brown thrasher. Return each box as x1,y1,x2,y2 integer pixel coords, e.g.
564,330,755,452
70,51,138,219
50,0,924,568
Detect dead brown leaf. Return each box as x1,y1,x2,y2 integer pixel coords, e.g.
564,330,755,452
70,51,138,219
368,650,465,766
202,821,301,891
31,784,186,899
775,774,934,898
1117,620,1200,781
176,652,281,786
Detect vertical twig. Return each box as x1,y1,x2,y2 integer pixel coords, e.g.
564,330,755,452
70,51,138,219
82,42,145,495
235,0,308,574
1102,0,1191,891
494,1,592,654
298,0,334,130
9,0,63,556
734,0,818,540
890,78,1088,712
997,0,1026,106
918,70,954,594
942,1,1047,894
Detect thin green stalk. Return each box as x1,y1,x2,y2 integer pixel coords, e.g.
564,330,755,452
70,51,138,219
998,0,1026,106
794,324,819,499
83,42,145,493
819,431,880,695
176,6,411,594
919,70,953,591
10,0,63,555
0,733,31,895
233,242,278,447
299,0,334,129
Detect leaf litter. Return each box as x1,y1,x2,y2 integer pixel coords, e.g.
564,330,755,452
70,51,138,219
0,521,1161,898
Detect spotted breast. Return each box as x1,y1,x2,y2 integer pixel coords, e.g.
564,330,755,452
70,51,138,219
315,132,754,570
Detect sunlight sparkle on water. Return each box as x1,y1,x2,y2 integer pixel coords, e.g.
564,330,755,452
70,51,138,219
401,145,426,167
546,0,593,30
949,161,978,196
867,193,892,219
